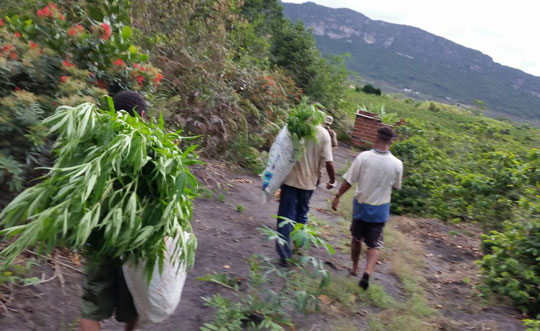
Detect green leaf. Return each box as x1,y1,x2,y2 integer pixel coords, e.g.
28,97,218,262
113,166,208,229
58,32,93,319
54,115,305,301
88,5,104,21
122,26,132,40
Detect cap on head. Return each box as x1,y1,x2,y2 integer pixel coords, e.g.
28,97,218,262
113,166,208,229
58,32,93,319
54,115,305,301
376,126,395,143
324,115,333,125
112,90,147,116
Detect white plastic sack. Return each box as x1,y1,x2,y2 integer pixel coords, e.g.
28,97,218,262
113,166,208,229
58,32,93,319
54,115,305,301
262,126,298,203
122,233,188,328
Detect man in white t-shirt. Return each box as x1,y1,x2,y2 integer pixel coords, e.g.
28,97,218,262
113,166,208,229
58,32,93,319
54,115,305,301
332,127,402,289
276,125,336,266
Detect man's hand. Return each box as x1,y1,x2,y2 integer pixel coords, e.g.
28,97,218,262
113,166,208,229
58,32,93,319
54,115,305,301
332,195,340,211
326,182,335,190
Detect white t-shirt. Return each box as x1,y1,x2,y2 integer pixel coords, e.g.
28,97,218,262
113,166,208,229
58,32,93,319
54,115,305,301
284,125,333,191
343,149,402,205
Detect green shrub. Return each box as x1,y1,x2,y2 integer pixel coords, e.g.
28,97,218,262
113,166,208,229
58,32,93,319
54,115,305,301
480,219,540,316
362,84,382,96
0,1,160,200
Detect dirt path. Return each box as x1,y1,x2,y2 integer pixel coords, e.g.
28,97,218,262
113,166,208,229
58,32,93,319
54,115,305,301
0,146,525,330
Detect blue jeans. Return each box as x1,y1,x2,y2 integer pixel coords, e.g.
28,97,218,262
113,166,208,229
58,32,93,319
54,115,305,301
276,184,314,262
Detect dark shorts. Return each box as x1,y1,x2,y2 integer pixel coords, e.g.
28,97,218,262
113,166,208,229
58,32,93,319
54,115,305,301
80,258,138,322
350,219,385,249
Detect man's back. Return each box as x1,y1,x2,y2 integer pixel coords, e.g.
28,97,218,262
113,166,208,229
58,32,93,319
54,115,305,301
284,125,333,190
345,150,402,206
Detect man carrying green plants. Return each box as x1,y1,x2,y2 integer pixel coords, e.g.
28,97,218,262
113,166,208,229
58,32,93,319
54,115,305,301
79,90,147,331
0,90,198,331
332,127,402,289
276,107,336,267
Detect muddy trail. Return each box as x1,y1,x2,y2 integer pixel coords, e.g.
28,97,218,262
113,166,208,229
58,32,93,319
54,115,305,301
0,146,525,330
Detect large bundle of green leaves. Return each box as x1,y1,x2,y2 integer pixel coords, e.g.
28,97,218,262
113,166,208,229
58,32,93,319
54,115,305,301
0,102,199,275
286,100,325,142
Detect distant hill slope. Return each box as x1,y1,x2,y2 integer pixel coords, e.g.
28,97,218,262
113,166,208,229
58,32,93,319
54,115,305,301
283,1,540,121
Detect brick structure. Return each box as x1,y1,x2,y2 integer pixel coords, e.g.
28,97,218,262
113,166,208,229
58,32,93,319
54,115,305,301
351,110,405,148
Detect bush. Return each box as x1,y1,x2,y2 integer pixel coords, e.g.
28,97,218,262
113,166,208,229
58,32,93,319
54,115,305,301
362,84,381,96
480,219,540,317
0,1,160,200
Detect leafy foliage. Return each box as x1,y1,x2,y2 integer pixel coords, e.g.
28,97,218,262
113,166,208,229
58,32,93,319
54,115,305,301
480,219,540,316
0,103,199,277
0,0,160,200
285,99,325,153
200,218,333,330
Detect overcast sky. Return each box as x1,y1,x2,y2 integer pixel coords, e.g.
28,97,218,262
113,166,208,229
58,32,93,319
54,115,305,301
283,1,540,77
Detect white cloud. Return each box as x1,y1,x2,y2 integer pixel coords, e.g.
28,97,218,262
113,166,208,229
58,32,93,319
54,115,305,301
283,0,540,77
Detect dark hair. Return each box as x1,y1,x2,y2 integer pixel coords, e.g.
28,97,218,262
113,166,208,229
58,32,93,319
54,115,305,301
376,126,395,143
112,90,147,116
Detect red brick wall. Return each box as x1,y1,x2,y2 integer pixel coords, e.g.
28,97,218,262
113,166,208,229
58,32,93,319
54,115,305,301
351,111,381,148
350,110,405,148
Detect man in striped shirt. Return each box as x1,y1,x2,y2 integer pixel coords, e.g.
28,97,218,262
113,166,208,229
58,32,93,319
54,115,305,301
332,127,402,289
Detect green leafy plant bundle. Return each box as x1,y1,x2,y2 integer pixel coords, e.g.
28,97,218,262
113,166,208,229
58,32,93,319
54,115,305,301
285,99,326,159
0,102,199,276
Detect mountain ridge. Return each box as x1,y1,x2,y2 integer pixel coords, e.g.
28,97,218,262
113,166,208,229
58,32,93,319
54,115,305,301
282,1,540,120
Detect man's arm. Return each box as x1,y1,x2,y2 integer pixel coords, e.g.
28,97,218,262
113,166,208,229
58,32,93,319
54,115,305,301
330,129,338,148
332,180,351,211
325,161,336,189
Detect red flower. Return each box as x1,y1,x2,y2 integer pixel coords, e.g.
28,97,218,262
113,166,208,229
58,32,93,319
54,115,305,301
15,87,22,91
101,23,111,41
135,75,144,86
15,32,21,38
29,42,37,48
10,52,17,60
154,73,163,84
0,19,4,27
68,27,76,36
60,75,68,83
113,58,124,66
133,63,139,69
37,5,53,18
76,24,84,32
62,60,74,67
59,14,65,21
42,6,52,17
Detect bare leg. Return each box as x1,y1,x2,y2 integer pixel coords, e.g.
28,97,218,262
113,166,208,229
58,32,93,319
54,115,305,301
80,319,100,331
350,238,362,276
125,317,138,331
364,248,380,275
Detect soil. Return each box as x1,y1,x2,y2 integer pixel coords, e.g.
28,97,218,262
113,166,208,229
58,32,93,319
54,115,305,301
0,146,526,330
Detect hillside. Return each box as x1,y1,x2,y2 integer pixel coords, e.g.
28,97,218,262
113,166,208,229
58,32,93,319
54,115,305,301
282,1,540,121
